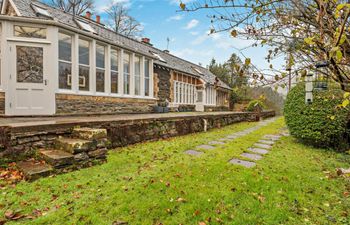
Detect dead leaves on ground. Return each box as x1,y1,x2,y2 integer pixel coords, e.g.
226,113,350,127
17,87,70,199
0,163,24,185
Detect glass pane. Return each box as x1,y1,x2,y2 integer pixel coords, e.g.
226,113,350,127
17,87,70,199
96,44,105,68
111,71,118,93
59,33,72,62
16,46,43,83
14,26,46,39
135,76,140,96
59,61,72,89
79,39,89,65
145,78,150,96
79,65,89,91
134,56,141,75
144,59,150,78
96,69,105,92
123,53,130,73
111,49,118,71
124,74,130,95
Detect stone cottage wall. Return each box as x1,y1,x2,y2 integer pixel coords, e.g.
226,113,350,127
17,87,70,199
56,94,156,115
154,67,171,102
0,92,5,115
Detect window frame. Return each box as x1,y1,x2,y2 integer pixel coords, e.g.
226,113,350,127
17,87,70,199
58,32,73,90
95,43,106,93
78,38,91,92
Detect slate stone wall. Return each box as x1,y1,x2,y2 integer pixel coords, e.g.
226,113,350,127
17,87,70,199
0,92,5,115
154,67,171,102
0,111,275,164
204,106,230,112
56,94,157,115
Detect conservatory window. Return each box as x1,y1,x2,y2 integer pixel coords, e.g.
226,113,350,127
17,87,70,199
58,32,72,90
123,52,131,95
14,25,46,39
134,56,141,96
79,39,90,91
96,44,106,93
144,59,150,96
111,48,119,94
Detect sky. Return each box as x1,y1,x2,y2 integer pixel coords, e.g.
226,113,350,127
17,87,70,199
92,0,286,73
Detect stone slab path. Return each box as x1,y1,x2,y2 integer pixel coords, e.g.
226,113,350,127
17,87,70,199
229,159,256,168
241,153,263,161
184,118,278,156
247,148,269,155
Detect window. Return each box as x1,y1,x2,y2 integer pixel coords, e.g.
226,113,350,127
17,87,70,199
79,39,90,91
32,4,52,18
150,51,166,63
173,74,196,104
123,52,131,95
206,86,216,105
134,56,141,96
16,46,43,83
76,20,96,33
144,59,150,96
192,67,203,75
96,44,105,92
58,33,72,90
111,48,119,94
14,26,46,39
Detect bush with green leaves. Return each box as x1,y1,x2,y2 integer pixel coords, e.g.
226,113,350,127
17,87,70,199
246,100,266,112
284,83,349,151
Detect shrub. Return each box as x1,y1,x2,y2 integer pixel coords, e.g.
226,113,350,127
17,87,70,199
246,100,266,112
284,82,349,151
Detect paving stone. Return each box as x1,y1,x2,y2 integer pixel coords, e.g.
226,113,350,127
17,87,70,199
229,159,256,168
241,153,263,161
39,149,74,168
254,143,272,149
17,161,53,181
263,135,281,141
196,145,215,150
247,148,269,155
209,141,225,145
184,150,203,156
258,140,275,145
218,138,230,142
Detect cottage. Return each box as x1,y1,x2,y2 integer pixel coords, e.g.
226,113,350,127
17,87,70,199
0,0,231,116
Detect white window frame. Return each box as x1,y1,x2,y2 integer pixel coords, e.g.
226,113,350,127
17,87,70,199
95,43,106,93
58,32,73,90
134,55,141,96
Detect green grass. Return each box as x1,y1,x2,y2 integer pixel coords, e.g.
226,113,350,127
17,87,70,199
1,118,349,225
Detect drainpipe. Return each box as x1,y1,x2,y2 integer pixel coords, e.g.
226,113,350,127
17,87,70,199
203,119,208,132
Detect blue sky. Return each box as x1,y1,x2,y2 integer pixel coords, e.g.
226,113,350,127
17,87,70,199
94,0,285,72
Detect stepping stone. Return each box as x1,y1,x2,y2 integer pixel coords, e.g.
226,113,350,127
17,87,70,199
226,135,238,139
208,141,225,145
263,135,281,141
254,143,272,149
229,159,256,168
258,140,275,145
196,145,215,150
218,138,230,142
39,149,74,168
247,148,269,155
241,153,263,161
17,161,53,181
185,150,203,156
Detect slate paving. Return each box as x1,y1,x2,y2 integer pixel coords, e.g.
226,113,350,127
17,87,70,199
241,153,263,161
247,148,269,155
254,143,272,149
184,150,203,156
229,159,256,168
208,141,225,145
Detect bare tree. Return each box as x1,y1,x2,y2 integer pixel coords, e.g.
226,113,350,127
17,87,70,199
180,0,350,91
47,0,94,15
106,2,143,38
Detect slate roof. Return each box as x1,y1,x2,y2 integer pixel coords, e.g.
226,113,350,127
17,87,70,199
3,0,231,90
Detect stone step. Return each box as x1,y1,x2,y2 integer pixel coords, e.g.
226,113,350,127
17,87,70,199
241,153,263,161
55,138,97,154
253,143,272,149
229,158,256,168
72,128,107,140
247,148,269,155
39,149,74,168
17,160,53,181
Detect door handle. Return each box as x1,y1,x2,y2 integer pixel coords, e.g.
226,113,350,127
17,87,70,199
44,80,48,86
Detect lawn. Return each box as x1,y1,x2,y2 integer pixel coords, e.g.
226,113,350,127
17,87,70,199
1,118,349,225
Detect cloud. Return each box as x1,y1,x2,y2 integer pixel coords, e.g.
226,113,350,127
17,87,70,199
190,31,199,36
184,19,199,30
167,14,183,21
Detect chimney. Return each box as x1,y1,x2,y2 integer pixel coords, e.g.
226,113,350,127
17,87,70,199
96,15,101,24
85,11,91,20
141,37,151,44
163,50,169,54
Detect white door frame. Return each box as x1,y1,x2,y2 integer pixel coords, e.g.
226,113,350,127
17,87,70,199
195,89,205,112
6,41,55,116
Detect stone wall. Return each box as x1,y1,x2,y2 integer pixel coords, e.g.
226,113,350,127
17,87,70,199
204,106,230,112
56,94,156,115
154,67,171,102
0,111,275,164
0,92,5,115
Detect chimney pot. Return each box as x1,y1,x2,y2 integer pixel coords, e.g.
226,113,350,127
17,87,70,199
85,11,91,19
142,37,150,44
96,15,101,24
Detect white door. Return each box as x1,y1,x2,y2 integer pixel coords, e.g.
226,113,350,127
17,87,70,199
195,89,204,112
7,42,55,115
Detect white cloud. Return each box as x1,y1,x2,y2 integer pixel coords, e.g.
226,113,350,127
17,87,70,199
95,0,131,13
167,15,183,21
190,31,199,36
184,19,199,30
